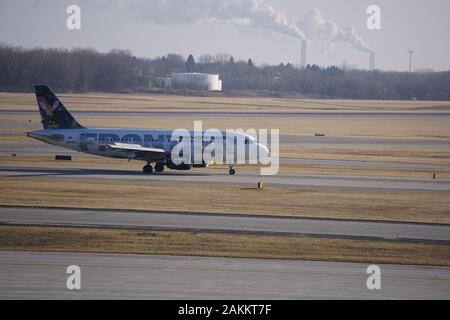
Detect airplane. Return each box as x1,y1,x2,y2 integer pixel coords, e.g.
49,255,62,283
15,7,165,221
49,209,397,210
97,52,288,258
27,85,269,175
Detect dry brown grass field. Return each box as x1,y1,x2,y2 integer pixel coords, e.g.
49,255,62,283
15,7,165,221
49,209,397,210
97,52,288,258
2,113,450,138
1,91,449,112
282,146,450,165
1,225,449,267
0,176,448,224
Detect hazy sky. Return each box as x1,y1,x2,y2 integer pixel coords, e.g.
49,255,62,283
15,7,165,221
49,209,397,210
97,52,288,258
1,0,449,71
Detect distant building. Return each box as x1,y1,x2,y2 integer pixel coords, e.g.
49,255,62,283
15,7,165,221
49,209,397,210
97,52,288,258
166,73,222,91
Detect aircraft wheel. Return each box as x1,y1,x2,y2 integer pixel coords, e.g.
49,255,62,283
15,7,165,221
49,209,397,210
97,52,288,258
143,164,153,174
229,168,236,175
155,163,165,172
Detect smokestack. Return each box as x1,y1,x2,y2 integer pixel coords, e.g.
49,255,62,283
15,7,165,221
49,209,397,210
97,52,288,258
409,50,413,73
369,52,375,71
301,39,307,68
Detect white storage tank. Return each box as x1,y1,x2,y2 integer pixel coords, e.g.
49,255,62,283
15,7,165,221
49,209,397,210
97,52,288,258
170,73,222,91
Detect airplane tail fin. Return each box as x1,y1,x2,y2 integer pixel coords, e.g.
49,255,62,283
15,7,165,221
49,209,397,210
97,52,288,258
34,85,84,129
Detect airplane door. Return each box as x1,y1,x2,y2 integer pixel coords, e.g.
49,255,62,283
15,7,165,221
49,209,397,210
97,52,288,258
79,132,97,152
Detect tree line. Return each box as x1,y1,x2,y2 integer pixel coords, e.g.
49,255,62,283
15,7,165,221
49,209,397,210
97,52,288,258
0,44,449,100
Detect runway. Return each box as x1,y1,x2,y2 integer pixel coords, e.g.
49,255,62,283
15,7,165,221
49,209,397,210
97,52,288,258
2,139,450,172
3,140,450,172
1,251,449,299
1,164,449,192
1,206,449,243
2,134,450,152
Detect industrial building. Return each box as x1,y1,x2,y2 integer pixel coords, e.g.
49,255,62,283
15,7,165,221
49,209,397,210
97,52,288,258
166,73,222,91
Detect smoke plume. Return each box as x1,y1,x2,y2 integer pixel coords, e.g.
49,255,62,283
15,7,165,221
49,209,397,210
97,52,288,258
98,0,306,40
296,8,373,53
98,1,371,53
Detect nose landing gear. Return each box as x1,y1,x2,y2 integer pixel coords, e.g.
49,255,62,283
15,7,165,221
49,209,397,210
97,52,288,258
229,165,236,175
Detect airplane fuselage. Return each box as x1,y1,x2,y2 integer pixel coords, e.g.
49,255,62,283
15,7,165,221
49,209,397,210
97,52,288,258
28,128,266,169
28,85,269,174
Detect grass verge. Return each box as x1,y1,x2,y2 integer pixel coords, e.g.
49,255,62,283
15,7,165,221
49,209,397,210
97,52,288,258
0,225,449,267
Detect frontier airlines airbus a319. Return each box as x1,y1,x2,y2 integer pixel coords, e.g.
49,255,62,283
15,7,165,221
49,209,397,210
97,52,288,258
27,85,270,175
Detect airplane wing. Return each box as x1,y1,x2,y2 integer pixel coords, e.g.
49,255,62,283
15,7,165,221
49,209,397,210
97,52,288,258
108,142,166,161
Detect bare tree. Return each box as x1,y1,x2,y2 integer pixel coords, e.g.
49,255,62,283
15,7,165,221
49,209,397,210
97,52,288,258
0,44,449,100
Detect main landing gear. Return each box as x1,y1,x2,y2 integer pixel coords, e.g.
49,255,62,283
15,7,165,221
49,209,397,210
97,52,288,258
155,163,165,173
229,165,236,175
143,162,165,174
142,163,153,174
